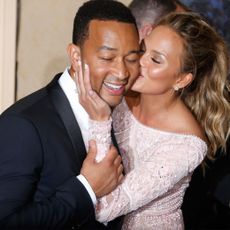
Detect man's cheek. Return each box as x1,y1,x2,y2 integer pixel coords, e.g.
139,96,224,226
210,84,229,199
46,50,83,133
91,80,103,94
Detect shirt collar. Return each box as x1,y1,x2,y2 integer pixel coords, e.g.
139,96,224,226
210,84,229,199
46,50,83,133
58,67,89,129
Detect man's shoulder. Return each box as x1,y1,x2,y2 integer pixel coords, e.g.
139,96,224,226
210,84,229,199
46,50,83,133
3,87,48,116
2,74,62,119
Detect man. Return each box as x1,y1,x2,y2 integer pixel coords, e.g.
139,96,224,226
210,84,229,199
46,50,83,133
129,0,176,41
129,0,188,41
0,1,140,229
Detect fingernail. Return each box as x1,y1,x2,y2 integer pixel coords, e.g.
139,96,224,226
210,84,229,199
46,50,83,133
84,63,88,69
88,90,94,96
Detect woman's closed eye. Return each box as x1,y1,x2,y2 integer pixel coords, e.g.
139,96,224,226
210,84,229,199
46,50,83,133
151,57,161,64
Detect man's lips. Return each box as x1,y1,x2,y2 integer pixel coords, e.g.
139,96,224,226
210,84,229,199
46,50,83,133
103,82,126,95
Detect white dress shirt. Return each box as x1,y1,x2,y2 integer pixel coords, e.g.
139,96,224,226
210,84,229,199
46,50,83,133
58,67,96,205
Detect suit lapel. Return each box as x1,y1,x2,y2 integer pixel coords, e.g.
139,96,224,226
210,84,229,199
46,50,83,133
47,74,86,170
111,126,121,155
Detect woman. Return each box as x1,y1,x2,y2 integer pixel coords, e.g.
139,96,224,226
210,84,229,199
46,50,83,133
76,12,230,229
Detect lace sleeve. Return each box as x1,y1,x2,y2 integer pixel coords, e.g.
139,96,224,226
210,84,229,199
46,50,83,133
96,140,207,222
88,118,112,162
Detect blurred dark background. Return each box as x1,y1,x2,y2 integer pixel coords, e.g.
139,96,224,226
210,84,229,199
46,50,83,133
180,1,230,229
181,0,230,52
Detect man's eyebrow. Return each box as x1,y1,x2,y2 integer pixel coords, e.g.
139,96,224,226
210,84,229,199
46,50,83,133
97,46,141,55
97,45,117,52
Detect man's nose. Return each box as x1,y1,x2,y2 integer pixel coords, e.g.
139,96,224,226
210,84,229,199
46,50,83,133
113,60,129,80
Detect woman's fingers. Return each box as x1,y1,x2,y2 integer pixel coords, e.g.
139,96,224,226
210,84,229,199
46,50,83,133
81,63,106,107
83,63,94,96
77,60,86,96
75,61,111,120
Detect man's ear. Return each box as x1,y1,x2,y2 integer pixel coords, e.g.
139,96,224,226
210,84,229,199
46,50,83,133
175,73,193,89
139,24,153,41
67,43,81,73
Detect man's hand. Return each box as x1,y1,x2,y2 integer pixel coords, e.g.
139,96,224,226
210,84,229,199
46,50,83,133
81,140,123,198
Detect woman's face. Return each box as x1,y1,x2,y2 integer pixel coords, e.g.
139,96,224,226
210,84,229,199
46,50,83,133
132,25,184,96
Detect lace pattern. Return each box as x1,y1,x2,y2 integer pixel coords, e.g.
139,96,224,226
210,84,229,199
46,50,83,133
91,99,207,229
88,117,112,162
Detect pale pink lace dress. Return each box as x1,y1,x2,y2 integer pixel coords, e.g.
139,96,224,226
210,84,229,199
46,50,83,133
89,99,207,230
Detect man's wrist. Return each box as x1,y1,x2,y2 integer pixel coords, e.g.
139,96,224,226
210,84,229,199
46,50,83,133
77,174,97,205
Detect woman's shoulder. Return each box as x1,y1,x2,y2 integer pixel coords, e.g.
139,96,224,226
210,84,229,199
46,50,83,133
180,114,205,142
171,102,207,142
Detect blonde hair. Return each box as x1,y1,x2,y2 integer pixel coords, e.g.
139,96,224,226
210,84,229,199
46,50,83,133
158,12,230,159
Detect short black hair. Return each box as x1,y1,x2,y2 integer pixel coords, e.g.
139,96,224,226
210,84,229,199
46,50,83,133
129,0,176,29
72,0,137,46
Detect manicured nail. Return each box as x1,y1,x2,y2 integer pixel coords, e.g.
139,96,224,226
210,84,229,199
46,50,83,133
88,90,94,96
84,63,89,70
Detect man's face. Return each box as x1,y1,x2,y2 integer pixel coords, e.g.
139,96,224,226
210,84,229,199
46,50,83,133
80,20,140,108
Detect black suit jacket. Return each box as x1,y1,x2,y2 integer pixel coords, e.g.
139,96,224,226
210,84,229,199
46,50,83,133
182,140,230,230
0,74,122,230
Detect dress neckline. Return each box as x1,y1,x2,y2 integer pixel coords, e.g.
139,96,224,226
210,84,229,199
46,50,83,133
122,98,207,147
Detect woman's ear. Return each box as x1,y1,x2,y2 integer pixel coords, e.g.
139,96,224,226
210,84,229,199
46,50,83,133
176,72,193,89
67,43,81,73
